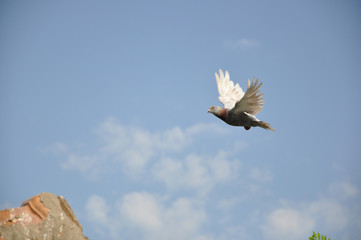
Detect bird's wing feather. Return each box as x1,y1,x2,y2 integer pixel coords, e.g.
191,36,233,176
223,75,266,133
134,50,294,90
215,69,244,109
231,77,264,115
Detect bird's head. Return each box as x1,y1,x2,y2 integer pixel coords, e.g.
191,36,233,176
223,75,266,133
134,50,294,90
208,106,223,116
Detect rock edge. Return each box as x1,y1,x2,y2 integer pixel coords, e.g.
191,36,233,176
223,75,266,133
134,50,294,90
0,193,89,240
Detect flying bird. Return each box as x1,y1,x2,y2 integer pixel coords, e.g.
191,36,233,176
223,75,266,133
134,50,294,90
208,69,274,131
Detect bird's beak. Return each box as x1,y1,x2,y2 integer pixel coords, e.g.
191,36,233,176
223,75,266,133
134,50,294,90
207,108,211,113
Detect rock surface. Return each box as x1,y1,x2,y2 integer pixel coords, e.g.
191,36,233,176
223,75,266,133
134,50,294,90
0,193,89,240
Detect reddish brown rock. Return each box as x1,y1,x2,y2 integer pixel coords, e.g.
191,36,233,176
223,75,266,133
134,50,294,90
0,193,89,240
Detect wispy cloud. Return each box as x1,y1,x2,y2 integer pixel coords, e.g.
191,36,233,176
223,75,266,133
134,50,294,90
48,118,228,179
249,167,273,183
328,181,359,200
223,38,260,50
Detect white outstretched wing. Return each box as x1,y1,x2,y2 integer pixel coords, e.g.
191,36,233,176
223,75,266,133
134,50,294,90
215,69,244,109
231,78,264,115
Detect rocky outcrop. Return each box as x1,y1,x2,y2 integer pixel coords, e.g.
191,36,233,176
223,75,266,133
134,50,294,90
0,193,89,240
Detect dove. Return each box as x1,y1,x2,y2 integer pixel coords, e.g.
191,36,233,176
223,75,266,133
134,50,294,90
208,69,274,131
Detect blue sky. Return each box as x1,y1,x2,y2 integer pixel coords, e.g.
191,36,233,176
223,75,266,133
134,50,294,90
1,1,360,239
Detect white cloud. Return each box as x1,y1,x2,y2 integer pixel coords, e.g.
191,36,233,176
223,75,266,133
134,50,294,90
259,179,361,240
85,195,109,224
307,198,348,232
85,181,361,240
261,197,350,240
120,192,163,231
152,155,212,194
161,197,207,240
262,207,315,240
151,151,241,194
96,118,158,173
85,191,208,240
208,151,241,182
85,195,112,236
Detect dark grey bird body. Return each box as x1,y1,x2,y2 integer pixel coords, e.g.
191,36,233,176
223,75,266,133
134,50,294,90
210,106,269,130
226,111,260,127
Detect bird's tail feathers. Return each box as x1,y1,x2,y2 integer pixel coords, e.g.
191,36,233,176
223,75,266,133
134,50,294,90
258,121,275,131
